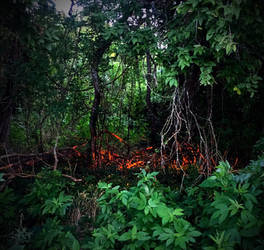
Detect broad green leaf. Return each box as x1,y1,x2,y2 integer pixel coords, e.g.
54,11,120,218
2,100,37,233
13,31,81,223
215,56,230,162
199,176,217,188
156,205,170,218
119,232,131,241
72,239,80,250
144,206,150,215
148,198,159,208
137,231,151,241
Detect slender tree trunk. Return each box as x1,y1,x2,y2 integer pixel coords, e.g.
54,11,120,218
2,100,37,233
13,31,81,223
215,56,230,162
90,65,101,165
146,52,159,145
0,107,12,147
0,81,15,148
88,40,112,165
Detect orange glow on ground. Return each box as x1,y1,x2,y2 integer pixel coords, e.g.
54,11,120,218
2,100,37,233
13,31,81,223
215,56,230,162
88,142,217,173
71,132,237,174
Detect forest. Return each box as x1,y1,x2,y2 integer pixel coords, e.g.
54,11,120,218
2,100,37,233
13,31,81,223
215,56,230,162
0,0,264,249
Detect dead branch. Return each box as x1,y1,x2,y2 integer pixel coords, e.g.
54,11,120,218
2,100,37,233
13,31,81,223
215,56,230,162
53,135,59,171
160,83,220,176
0,146,83,181
2,172,82,182
62,174,82,182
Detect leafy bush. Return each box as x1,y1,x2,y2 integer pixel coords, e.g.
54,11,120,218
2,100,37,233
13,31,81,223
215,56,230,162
9,227,32,250
0,186,18,248
22,169,70,218
253,137,264,157
86,159,264,249
85,170,201,249
181,160,264,249
16,169,79,250
42,191,73,217
31,218,80,250
0,187,17,225
1,159,263,250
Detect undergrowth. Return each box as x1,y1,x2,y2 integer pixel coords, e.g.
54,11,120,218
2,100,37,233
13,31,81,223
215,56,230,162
0,157,264,249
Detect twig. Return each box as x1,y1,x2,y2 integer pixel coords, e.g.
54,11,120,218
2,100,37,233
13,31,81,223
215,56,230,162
0,163,14,171
2,172,82,182
53,135,59,171
180,172,185,193
62,174,82,182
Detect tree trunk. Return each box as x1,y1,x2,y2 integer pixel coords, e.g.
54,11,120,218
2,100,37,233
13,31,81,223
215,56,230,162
90,66,101,165
146,52,159,145
0,81,15,148
0,107,12,147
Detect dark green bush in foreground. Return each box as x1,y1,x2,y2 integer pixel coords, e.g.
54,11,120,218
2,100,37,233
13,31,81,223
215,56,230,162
87,159,264,249
1,158,264,249
84,169,201,250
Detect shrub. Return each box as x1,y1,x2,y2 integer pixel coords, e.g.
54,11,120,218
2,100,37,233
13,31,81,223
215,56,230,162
85,170,201,249
17,169,79,250
183,160,264,249
86,159,264,249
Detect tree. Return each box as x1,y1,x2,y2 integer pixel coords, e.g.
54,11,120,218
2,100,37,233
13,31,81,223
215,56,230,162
2,0,264,167
0,1,34,146
157,0,264,169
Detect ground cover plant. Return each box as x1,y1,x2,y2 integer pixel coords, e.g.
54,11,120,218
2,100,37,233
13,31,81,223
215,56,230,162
1,0,264,249
0,158,264,249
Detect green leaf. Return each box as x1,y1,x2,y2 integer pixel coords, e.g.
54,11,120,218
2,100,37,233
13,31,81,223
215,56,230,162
219,209,229,224
98,182,112,189
137,231,151,241
72,239,80,250
132,38,137,44
158,232,170,241
199,176,217,188
206,30,214,41
169,78,178,87
148,198,159,208
130,196,145,210
156,205,170,218
166,238,174,247
244,193,257,204
175,237,187,249
162,216,170,225
119,232,131,241
173,208,184,216
122,197,128,206
139,192,147,207
132,225,137,235
189,230,202,237
144,206,150,215
153,226,163,237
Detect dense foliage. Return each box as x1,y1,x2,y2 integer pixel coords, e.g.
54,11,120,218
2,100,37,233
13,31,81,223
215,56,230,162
0,0,263,161
1,0,264,249
1,158,264,249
